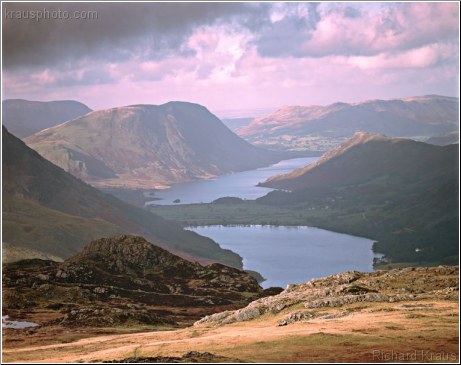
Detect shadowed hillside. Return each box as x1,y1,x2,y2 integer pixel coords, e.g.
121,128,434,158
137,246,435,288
258,133,458,264
2,126,242,268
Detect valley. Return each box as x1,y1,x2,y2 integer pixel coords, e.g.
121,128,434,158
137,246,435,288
2,2,460,362
2,105,459,362
1,95,459,365
148,133,458,268
2,126,244,268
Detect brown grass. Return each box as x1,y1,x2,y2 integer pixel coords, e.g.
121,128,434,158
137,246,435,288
2,300,458,363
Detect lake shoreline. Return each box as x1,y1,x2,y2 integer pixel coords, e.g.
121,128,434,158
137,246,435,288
187,225,377,288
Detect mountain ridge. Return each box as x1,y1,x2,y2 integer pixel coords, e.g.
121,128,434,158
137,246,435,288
25,101,284,189
259,132,455,191
238,95,459,140
2,99,92,138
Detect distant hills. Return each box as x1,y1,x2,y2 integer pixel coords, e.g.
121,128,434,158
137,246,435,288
2,126,243,268
221,117,254,132
258,132,458,264
237,95,459,151
25,102,283,189
425,131,459,146
2,99,92,138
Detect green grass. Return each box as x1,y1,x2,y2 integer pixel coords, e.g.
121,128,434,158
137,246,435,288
149,201,327,227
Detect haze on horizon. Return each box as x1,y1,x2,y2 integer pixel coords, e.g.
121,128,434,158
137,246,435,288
2,1,459,115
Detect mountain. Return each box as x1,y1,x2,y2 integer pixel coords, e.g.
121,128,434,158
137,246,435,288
2,126,242,267
237,95,459,151
426,131,459,146
3,235,264,329
221,117,253,132
258,133,458,263
2,99,92,138
260,132,455,191
24,102,283,189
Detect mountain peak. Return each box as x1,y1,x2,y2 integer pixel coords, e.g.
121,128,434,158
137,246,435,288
54,235,262,297
348,131,388,143
66,235,188,274
25,101,281,189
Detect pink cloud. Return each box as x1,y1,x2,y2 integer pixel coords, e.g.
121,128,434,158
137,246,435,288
2,3,458,112
349,43,457,71
300,2,458,57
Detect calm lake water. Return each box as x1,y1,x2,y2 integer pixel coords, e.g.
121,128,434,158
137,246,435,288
146,157,317,205
188,225,377,288
2,315,39,329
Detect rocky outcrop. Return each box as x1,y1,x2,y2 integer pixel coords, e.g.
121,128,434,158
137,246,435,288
195,266,459,327
2,235,264,327
103,351,246,363
53,235,261,296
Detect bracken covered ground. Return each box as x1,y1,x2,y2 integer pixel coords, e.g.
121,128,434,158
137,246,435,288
2,266,458,363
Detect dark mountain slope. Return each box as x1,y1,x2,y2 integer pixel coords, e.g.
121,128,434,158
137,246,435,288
260,132,455,191
258,133,458,263
2,126,242,267
25,102,283,189
2,99,92,138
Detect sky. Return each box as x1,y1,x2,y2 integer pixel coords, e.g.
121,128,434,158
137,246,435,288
2,1,460,117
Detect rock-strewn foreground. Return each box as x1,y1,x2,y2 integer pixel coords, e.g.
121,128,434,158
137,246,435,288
2,265,458,363
196,266,458,327
2,235,265,329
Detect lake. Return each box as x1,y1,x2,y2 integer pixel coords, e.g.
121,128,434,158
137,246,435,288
2,315,39,329
188,225,378,288
146,157,317,205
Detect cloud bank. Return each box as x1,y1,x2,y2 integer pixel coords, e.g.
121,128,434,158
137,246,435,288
2,2,459,111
